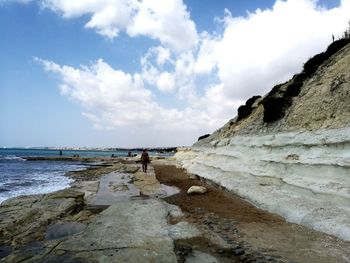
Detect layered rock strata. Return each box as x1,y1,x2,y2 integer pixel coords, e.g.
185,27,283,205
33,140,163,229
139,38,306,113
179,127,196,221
176,42,350,241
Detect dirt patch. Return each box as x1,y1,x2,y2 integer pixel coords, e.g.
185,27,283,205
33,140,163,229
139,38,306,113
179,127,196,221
154,163,350,263
155,165,282,224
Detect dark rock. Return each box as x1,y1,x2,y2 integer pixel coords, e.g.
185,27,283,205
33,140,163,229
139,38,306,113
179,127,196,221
284,81,303,97
303,52,327,76
246,95,262,107
198,134,210,141
237,105,253,121
303,38,350,76
240,254,249,261
233,248,245,256
259,38,350,124
266,83,285,98
263,97,291,122
230,244,241,249
0,246,12,260
237,95,262,121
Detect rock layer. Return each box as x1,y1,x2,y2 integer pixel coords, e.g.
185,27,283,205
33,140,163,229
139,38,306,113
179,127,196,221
175,43,350,241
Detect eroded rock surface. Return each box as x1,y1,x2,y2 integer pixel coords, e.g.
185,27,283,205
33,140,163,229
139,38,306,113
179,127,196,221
175,43,350,241
4,199,200,263
0,189,84,248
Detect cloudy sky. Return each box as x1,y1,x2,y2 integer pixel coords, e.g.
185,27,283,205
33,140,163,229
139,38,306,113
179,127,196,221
0,0,349,148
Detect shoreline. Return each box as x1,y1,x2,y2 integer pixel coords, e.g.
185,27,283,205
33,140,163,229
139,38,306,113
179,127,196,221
1,157,349,262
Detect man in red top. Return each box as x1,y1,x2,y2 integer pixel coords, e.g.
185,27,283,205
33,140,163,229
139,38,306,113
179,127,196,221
141,149,150,172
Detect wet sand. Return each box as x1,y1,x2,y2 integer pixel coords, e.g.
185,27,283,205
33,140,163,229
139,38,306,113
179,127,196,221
154,162,350,263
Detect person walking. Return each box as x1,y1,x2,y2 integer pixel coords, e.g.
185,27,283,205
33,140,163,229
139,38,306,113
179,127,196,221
141,149,150,173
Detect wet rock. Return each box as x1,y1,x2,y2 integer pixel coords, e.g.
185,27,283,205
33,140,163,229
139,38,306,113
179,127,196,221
169,222,200,240
187,186,207,195
0,189,84,247
45,222,86,240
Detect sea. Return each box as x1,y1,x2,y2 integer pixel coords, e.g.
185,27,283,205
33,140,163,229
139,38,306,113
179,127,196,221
0,148,162,204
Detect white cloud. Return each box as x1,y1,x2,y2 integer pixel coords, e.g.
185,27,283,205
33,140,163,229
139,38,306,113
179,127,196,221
33,0,350,145
154,46,171,66
35,58,218,144
199,0,350,100
37,57,155,125
156,72,175,93
40,0,198,51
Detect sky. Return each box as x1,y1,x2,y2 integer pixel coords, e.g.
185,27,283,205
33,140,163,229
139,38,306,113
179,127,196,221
0,0,349,148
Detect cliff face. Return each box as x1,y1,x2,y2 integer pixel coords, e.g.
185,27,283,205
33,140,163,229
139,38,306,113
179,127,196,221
175,42,350,241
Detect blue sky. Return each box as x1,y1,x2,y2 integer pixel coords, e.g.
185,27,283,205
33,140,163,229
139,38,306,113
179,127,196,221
0,0,348,148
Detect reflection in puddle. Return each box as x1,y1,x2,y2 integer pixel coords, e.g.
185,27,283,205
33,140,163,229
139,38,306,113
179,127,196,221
91,172,140,205
155,184,180,198
90,172,180,205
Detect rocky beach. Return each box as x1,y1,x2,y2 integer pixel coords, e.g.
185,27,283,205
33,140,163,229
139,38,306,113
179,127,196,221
2,1,350,262
1,25,350,263
0,156,349,263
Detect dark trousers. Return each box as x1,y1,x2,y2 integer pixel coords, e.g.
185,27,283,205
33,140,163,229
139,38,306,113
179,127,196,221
142,162,148,172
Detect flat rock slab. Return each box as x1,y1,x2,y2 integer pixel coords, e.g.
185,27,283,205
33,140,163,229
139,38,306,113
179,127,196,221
45,222,87,240
43,199,195,263
89,172,140,205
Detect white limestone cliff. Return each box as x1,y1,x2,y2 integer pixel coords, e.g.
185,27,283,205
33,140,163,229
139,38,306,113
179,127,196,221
175,42,350,241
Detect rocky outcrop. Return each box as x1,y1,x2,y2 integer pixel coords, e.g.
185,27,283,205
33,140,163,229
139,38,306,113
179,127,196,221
0,189,84,248
0,161,197,262
175,42,350,241
3,199,200,263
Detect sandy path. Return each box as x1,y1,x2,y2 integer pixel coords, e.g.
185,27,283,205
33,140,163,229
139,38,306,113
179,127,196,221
153,162,350,263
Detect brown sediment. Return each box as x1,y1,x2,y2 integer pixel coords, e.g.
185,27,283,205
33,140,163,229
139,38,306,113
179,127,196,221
154,164,283,223
154,163,350,263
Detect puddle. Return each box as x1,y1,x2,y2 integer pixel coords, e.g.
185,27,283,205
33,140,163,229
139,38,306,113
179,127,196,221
90,172,180,205
45,222,86,240
155,184,180,198
90,172,141,205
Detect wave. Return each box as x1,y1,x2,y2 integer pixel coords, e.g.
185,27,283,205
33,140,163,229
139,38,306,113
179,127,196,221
0,177,74,204
0,155,26,161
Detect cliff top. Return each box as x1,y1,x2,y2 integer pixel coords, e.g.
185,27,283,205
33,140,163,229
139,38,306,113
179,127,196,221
197,39,350,146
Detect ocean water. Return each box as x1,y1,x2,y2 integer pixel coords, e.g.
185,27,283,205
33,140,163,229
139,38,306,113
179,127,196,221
0,148,123,204
0,149,89,204
0,148,174,204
